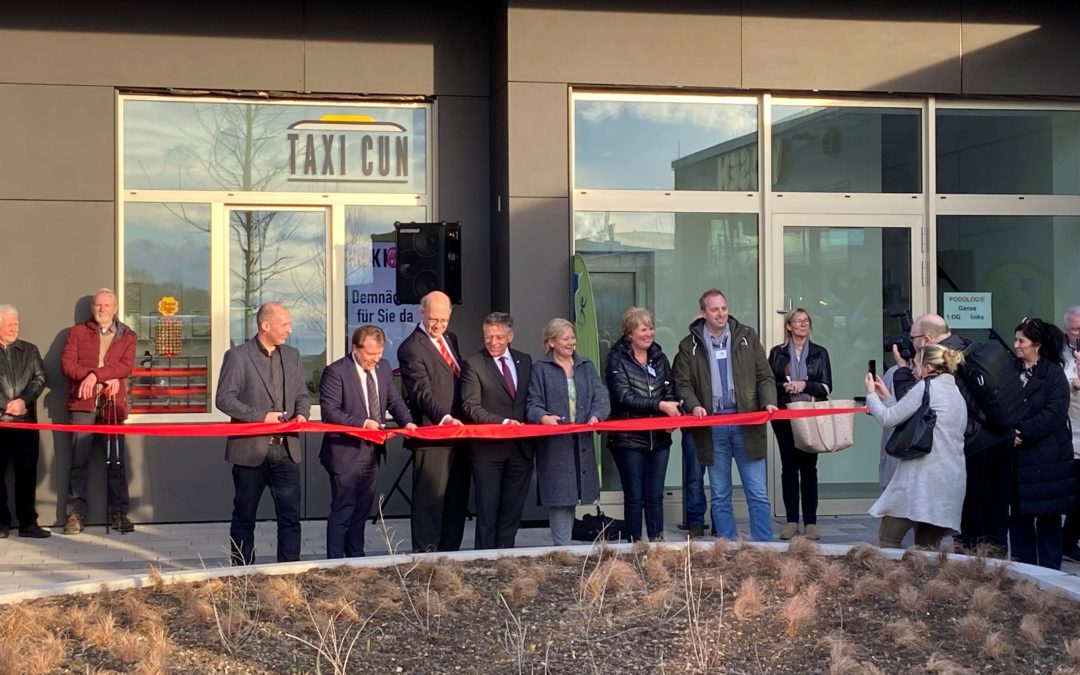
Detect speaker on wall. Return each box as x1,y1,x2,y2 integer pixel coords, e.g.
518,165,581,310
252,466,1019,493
395,221,462,305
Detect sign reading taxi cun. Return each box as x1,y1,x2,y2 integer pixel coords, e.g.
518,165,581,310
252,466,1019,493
286,114,409,184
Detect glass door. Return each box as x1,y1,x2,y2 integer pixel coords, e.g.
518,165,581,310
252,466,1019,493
770,214,923,515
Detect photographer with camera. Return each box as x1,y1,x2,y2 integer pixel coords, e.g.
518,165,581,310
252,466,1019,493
890,313,1016,555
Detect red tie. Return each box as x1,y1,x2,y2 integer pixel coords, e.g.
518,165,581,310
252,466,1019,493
438,337,460,377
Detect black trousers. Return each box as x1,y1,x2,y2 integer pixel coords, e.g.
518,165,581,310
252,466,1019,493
1062,460,1080,552
957,438,1013,554
68,411,130,519
0,427,41,529
411,444,471,552
771,420,819,525
470,446,533,549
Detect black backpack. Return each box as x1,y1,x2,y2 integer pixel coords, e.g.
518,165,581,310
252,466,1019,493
959,341,1028,431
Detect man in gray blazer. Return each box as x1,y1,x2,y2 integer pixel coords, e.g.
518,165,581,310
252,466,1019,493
216,302,311,565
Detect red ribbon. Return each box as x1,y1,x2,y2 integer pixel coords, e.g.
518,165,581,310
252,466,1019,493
0,406,864,444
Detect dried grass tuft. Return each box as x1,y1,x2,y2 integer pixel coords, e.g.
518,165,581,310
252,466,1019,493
822,634,871,675
416,560,465,594
758,548,783,572
820,561,849,590
1066,637,1080,666
112,629,143,664
922,578,962,603
733,577,764,619
851,575,890,600
956,613,990,643
787,535,823,561
258,576,305,618
781,591,816,637
177,585,215,623
969,586,1005,617
898,584,922,612
494,556,523,577
312,598,360,624
884,566,912,591
732,547,764,577
936,559,964,585
146,566,167,593
882,618,926,651
583,558,639,601
779,558,807,595
706,537,732,564
1019,614,1043,649
545,549,581,567
644,554,671,584
528,563,554,584
504,577,539,605
18,634,68,675
847,543,888,570
645,587,675,610
900,547,930,576
1012,580,1059,613
925,652,976,675
983,631,1013,660
86,612,118,650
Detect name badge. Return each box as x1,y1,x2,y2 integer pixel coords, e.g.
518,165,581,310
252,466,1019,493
714,349,727,360
646,365,656,377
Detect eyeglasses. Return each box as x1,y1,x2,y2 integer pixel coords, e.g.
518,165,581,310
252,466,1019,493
789,319,811,325
910,334,926,340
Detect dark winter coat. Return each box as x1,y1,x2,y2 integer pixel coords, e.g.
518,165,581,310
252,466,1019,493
0,339,46,422
1013,357,1076,518
673,317,777,464
604,337,678,453
526,352,611,507
767,340,832,406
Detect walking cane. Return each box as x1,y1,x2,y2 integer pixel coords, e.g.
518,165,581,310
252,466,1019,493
102,398,125,535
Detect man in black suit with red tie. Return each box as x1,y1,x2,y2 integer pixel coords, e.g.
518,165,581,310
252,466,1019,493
319,325,416,558
460,312,534,549
397,290,469,552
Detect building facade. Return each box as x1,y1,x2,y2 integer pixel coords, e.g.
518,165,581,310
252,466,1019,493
3,1,1079,526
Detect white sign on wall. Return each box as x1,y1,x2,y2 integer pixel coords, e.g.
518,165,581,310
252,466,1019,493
943,292,992,329
346,240,419,371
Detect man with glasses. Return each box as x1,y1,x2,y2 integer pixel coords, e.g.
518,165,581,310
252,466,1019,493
398,290,469,552
891,313,1015,554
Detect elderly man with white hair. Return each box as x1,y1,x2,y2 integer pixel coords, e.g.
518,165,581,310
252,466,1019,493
0,304,50,538
1060,306,1080,562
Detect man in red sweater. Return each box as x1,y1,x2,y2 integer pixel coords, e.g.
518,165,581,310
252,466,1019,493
60,289,137,534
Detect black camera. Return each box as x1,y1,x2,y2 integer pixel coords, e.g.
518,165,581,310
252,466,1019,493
883,309,916,361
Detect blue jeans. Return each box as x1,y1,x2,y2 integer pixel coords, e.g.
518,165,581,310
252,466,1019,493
230,445,302,565
612,446,670,541
708,425,772,541
682,432,707,527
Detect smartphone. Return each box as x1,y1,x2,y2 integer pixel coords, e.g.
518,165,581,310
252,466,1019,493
868,359,877,376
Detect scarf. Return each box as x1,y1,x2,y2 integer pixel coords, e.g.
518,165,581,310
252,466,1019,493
787,340,813,402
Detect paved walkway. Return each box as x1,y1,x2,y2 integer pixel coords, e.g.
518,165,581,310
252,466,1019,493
0,515,1076,594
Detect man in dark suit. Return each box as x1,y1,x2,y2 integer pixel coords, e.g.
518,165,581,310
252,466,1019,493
216,302,311,565
460,312,533,549
319,325,416,558
397,290,469,552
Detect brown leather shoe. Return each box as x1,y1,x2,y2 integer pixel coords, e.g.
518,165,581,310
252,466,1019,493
110,513,135,534
63,513,84,535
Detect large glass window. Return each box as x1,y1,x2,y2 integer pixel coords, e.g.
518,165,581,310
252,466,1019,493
123,203,211,414
937,109,1080,195
771,106,921,193
574,98,758,191
574,211,759,491
937,216,1080,339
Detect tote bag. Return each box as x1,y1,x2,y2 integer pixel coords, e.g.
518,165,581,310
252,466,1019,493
785,399,858,453
884,379,936,460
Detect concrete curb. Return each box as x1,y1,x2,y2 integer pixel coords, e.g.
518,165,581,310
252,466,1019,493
2,540,1078,605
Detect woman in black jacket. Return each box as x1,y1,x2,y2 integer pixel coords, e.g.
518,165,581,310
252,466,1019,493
1010,317,1076,569
605,307,681,541
768,308,833,541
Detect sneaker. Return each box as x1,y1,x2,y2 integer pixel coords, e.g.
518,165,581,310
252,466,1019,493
1064,546,1080,563
19,523,52,539
780,522,799,540
110,513,135,534
63,513,84,535
688,524,705,539
804,524,820,541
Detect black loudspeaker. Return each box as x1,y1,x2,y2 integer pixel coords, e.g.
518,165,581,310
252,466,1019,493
395,221,462,305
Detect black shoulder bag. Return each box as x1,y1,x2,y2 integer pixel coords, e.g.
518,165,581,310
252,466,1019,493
884,379,936,460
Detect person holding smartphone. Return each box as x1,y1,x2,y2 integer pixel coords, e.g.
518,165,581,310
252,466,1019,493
767,308,833,541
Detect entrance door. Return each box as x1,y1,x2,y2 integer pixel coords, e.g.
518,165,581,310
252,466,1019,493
770,213,923,515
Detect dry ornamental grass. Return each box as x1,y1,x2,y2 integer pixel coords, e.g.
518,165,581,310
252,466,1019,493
0,541,1076,673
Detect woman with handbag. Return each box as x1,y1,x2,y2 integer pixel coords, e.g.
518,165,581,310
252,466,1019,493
526,318,611,546
604,307,681,542
768,308,833,541
1010,317,1075,569
864,343,968,549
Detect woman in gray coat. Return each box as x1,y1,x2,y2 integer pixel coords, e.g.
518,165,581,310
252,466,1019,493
864,343,968,549
526,318,611,545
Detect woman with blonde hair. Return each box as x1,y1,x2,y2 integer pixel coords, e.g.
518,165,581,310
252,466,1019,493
526,318,610,545
864,343,968,549
767,308,832,540
604,307,680,541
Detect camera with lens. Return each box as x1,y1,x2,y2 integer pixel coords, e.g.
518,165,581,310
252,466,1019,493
883,309,916,361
